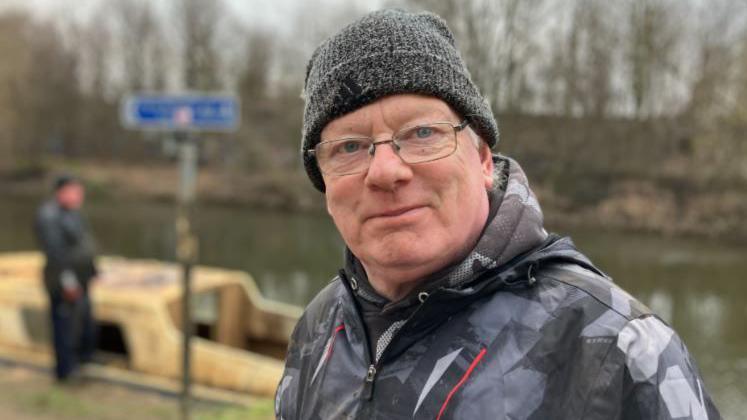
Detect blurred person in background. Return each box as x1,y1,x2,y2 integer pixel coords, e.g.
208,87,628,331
276,9,720,420
34,175,98,382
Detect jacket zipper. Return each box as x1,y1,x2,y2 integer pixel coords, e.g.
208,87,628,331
359,273,519,400
338,270,432,402
361,293,432,400
363,364,377,399
338,271,381,401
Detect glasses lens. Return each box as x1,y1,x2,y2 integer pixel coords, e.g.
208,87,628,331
396,123,457,163
316,138,371,175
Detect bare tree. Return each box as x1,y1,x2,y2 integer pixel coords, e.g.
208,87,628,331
111,0,174,92
685,1,747,179
624,0,683,118
70,12,112,99
686,0,746,119
180,0,224,90
11,18,82,159
238,31,273,102
0,12,35,169
579,0,618,117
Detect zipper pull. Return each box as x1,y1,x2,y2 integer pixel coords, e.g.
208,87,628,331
362,364,377,400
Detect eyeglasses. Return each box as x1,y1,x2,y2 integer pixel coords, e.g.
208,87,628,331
308,120,470,176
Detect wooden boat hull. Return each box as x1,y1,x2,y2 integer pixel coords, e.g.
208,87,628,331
0,252,301,398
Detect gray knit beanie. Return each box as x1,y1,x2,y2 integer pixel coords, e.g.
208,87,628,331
302,9,499,192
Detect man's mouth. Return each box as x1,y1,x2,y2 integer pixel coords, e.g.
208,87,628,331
367,205,427,221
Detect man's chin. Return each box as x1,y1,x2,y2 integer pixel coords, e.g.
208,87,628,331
365,243,447,274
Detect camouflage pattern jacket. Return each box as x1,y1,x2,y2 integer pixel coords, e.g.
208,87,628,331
276,158,720,420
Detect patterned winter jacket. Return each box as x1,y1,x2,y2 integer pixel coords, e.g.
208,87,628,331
276,158,720,420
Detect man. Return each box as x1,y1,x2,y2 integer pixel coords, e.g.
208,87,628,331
35,175,98,381
277,9,720,419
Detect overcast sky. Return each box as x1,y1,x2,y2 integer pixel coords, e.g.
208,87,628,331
0,0,383,28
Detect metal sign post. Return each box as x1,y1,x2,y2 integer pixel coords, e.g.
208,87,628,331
176,133,198,419
120,93,239,420
176,132,197,420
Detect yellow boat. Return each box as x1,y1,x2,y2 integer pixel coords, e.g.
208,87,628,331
0,252,301,398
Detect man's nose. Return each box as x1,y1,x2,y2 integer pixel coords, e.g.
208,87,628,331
364,141,412,190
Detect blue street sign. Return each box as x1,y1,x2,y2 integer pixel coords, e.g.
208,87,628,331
121,93,240,132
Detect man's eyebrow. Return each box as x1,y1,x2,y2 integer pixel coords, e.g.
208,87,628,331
323,124,370,140
395,107,458,124
323,108,456,139
401,114,455,125
388,117,454,134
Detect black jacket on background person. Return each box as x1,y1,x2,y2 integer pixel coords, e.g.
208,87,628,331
34,197,99,380
34,199,97,299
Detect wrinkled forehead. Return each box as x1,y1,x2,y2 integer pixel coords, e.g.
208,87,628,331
320,94,462,139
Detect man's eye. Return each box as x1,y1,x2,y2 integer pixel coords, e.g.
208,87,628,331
415,127,434,138
343,141,361,153
334,140,362,155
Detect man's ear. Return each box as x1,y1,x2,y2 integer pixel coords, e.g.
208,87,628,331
326,196,333,217
324,177,334,216
479,142,494,190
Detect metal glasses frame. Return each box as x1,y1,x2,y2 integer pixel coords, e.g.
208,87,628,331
308,119,470,176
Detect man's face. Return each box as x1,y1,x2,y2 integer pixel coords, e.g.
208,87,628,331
56,183,85,210
321,94,494,294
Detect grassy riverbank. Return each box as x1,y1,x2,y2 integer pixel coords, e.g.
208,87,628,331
1,159,322,212
3,158,746,241
0,364,274,420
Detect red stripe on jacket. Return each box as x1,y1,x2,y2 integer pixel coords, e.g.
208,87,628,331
437,347,488,420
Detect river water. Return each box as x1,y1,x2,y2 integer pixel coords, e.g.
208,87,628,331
1,196,745,417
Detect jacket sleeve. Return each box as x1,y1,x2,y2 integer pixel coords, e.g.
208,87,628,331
35,205,72,270
35,204,78,297
276,280,346,420
275,313,307,420
617,315,721,419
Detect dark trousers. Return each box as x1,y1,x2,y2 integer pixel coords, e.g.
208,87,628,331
49,294,97,379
